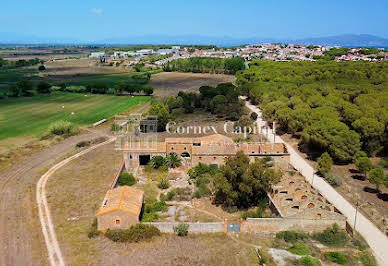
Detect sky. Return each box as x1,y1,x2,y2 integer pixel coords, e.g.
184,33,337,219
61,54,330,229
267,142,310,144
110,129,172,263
1,0,387,41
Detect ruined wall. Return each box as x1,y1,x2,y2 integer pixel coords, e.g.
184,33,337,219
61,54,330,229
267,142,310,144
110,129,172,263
144,222,225,233
241,217,346,234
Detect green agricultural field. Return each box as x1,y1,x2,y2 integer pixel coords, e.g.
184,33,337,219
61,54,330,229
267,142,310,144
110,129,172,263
0,92,150,140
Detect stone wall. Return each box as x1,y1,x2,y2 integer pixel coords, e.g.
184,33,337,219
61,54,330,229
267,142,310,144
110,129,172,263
241,217,346,234
144,222,225,233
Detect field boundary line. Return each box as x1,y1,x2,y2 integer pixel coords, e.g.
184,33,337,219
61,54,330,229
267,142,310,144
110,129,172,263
36,137,116,266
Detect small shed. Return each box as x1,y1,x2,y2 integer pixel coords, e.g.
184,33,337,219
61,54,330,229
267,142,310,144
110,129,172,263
97,186,144,231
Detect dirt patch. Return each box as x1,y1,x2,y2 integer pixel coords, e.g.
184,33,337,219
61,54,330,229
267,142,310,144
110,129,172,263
149,72,235,98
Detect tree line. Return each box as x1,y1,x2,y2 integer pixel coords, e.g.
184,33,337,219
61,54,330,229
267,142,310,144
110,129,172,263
163,57,245,74
237,60,388,163
0,56,42,69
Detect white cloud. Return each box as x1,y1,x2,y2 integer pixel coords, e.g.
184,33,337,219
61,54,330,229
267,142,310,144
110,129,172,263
91,8,103,15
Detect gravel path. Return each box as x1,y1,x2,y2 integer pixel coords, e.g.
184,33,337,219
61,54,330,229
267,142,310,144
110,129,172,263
243,97,388,266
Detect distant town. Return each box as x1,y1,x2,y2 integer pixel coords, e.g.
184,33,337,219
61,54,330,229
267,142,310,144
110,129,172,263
90,44,388,67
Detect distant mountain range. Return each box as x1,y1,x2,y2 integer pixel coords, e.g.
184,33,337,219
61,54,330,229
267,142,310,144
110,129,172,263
0,33,387,47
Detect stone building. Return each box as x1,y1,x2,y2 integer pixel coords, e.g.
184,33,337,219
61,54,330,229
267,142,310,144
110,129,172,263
123,133,290,170
269,173,345,221
96,186,144,231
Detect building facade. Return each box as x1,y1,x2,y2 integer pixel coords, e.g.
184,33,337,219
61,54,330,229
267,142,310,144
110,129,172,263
123,134,290,171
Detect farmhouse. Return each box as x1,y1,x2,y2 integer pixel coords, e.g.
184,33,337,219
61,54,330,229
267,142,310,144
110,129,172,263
123,133,290,170
97,186,144,231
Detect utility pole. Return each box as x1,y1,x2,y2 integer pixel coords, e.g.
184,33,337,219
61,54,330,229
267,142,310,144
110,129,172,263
273,121,276,143
353,201,360,237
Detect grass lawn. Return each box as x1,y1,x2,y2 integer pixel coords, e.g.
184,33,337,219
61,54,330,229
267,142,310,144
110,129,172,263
0,92,150,140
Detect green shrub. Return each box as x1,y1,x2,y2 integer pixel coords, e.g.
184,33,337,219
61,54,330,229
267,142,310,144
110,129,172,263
300,256,320,266
288,243,310,255
158,178,170,189
150,155,166,169
50,86,62,91
359,252,377,266
76,140,91,148
87,218,100,238
37,81,52,93
48,120,79,136
312,224,348,247
352,238,367,251
141,200,168,222
325,174,342,187
324,252,347,265
152,200,168,212
275,231,309,243
117,172,136,186
141,212,159,222
377,158,388,169
174,223,189,236
193,183,211,198
65,85,87,93
241,200,269,219
167,190,175,201
105,224,160,242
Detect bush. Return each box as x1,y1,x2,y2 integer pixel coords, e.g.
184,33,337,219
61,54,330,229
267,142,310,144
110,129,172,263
105,224,160,242
351,238,367,251
241,200,268,219
150,155,166,169
288,243,310,255
276,231,309,243
324,252,347,265
141,200,167,222
117,172,136,186
312,224,348,247
48,121,79,136
359,252,377,266
325,174,342,187
158,178,170,189
37,81,52,93
87,218,100,238
167,190,175,201
174,223,189,236
76,140,91,148
300,256,320,266
65,85,87,93
38,65,46,71
141,212,159,222
50,86,62,91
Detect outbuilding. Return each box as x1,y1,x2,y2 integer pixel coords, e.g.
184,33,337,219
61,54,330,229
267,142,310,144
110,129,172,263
96,186,144,231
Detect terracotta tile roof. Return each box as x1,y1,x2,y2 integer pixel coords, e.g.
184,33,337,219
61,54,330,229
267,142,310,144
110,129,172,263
199,134,234,144
97,186,144,216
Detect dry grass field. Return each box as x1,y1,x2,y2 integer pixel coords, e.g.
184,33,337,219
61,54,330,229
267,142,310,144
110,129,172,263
45,141,262,265
148,72,236,97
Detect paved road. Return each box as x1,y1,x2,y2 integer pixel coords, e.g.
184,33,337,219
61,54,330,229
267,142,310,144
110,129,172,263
244,98,388,266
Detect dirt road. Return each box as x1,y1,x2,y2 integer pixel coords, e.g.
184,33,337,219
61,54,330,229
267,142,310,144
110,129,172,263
0,130,104,266
243,98,388,266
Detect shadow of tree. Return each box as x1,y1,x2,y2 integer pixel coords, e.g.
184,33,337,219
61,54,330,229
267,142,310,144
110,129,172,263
363,186,379,194
352,175,366,181
377,193,388,202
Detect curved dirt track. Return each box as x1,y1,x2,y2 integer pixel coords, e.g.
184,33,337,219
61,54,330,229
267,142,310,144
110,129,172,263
36,137,115,266
0,131,102,266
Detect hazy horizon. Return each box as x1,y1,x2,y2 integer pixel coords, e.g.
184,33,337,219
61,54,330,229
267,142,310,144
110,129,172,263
1,0,388,42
